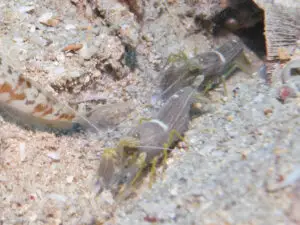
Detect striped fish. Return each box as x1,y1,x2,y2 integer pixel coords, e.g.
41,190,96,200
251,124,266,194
0,60,133,133
0,63,79,132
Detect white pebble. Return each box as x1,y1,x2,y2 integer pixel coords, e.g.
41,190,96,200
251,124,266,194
65,24,76,30
66,176,74,183
47,193,67,202
19,142,26,162
47,152,60,161
79,43,98,60
169,187,178,196
13,37,24,44
19,6,35,13
38,12,53,24
29,25,36,33
53,67,65,75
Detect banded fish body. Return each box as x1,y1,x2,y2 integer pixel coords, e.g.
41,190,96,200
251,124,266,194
0,61,134,133
0,64,79,132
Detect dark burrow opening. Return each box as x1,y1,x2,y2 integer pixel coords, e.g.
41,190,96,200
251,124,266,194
212,0,266,59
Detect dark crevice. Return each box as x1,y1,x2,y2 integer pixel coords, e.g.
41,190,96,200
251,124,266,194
234,21,266,58
212,0,266,58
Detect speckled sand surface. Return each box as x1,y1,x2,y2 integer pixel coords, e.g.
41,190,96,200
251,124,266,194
112,70,300,225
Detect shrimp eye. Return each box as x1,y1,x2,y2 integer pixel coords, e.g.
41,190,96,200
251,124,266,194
133,132,140,139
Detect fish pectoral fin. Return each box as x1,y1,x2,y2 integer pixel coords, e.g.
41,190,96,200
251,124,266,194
77,101,135,129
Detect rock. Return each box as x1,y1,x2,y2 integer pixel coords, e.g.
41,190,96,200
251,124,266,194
79,43,98,60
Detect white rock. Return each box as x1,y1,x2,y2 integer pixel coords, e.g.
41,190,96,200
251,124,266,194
79,43,98,60
66,176,74,183
47,193,67,202
69,71,81,78
29,34,47,46
56,52,66,63
13,37,23,44
29,25,36,33
19,6,35,13
53,67,65,75
19,142,26,162
47,152,60,161
38,12,53,24
169,187,178,196
65,24,76,30
253,93,265,103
